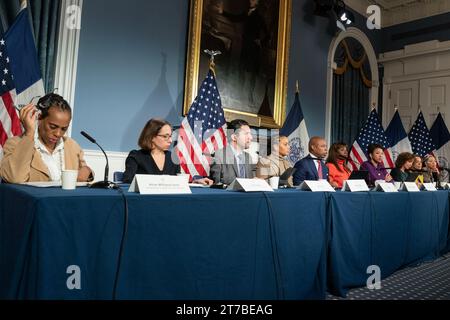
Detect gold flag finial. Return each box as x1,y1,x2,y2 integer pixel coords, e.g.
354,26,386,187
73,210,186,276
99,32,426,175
296,80,299,93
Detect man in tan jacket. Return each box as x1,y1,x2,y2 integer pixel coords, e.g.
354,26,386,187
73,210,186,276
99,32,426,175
0,93,93,183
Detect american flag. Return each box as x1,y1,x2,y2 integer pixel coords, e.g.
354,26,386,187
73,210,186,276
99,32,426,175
0,9,44,157
408,111,435,157
349,109,394,170
0,32,22,153
176,69,227,178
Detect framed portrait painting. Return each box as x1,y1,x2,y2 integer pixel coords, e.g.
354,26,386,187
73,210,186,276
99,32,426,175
183,0,292,128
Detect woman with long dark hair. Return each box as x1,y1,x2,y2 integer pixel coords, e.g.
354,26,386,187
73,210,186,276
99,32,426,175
326,142,351,188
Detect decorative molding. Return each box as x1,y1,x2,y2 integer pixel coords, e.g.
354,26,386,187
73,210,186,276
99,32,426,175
83,149,127,182
380,40,450,82
344,0,450,28
384,70,450,85
325,27,379,143
379,40,450,63
53,0,83,137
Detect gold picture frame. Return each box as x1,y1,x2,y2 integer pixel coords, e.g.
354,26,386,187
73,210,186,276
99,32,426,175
183,0,291,128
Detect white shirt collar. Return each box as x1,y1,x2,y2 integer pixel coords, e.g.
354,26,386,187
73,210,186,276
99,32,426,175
34,130,65,181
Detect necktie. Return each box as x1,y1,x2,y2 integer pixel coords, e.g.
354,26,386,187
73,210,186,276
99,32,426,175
238,154,246,178
317,160,323,179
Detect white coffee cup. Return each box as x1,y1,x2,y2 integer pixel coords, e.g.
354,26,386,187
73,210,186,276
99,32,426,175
61,170,78,190
269,176,280,189
177,173,190,184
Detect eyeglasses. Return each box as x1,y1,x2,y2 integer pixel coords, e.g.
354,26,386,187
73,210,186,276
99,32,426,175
14,95,42,112
157,134,172,140
14,88,60,112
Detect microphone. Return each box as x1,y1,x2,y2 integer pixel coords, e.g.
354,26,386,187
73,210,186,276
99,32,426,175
80,131,115,189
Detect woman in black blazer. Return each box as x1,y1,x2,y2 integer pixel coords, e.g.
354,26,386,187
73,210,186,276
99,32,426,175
123,118,212,185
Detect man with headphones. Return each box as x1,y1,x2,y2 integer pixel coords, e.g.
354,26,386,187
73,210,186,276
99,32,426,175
0,93,93,183
209,119,256,185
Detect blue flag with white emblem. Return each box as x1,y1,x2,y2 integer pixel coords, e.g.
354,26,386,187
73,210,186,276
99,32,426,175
280,91,309,165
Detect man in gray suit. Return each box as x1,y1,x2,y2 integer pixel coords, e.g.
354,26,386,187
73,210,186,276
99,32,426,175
210,119,256,184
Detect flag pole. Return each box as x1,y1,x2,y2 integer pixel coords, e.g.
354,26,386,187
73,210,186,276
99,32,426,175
204,49,221,76
296,80,299,94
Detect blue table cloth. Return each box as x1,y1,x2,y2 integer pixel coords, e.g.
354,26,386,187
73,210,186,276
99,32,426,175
0,184,328,300
327,190,450,297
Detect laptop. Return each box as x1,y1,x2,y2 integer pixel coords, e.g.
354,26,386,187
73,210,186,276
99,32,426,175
348,170,369,180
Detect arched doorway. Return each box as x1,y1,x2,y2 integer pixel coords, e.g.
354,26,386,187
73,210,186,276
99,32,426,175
325,27,379,146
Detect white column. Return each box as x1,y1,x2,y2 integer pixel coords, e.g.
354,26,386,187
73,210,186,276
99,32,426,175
53,0,83,137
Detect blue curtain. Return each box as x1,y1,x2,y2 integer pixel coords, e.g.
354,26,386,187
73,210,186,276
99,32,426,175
332,69,369,147
0,0,61,92
331,38,371,147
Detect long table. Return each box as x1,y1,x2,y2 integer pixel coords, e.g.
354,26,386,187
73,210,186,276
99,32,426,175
1,184,449,299
0,184,328,299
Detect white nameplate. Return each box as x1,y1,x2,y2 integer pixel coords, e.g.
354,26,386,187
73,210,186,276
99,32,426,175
400,182,421,192
227,178,273,192
298,180,335,192
341,179,369,192
422,183,437,191
375,182,398,192
128,174,191,194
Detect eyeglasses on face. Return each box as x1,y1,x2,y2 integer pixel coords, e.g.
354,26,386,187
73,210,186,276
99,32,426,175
157,134,172,140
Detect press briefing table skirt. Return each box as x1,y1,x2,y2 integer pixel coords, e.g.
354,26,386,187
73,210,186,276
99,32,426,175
327,190,450,296
0,184,328,300
1,184,448,299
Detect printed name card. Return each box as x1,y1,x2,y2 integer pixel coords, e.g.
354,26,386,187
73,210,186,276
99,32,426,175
400,182,421,192
341,179,369,192
422,183,437,191
375,182,398,192
227,178,273,192
298,180,335,192
128,174,191,194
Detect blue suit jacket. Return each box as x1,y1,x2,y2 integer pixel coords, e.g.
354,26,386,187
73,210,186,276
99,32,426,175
293,155,329,186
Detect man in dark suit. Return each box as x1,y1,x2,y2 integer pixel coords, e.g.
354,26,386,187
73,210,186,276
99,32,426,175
210,119,256,184
293,136,329,186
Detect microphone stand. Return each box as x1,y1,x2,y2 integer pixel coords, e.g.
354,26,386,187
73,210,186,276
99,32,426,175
80,131,116,189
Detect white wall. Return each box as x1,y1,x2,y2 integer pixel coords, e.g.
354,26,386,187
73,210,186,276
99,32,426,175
83,150,127,182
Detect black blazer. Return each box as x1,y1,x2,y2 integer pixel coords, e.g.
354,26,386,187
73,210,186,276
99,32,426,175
122,149,180,183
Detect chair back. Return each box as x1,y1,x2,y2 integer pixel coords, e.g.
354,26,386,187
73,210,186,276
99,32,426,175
113,171,124,182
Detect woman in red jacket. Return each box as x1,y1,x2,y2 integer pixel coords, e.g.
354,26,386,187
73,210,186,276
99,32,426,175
326,142,351,188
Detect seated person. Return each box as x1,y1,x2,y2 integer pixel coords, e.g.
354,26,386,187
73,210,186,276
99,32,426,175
256,135,293,187
293,136,329,186
0,94,93,183
326,142,351,189
390,152,414,182
122,118,212,185
423,154,449,184
410,154,427,184
210,119,256,185
360,143,392,187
